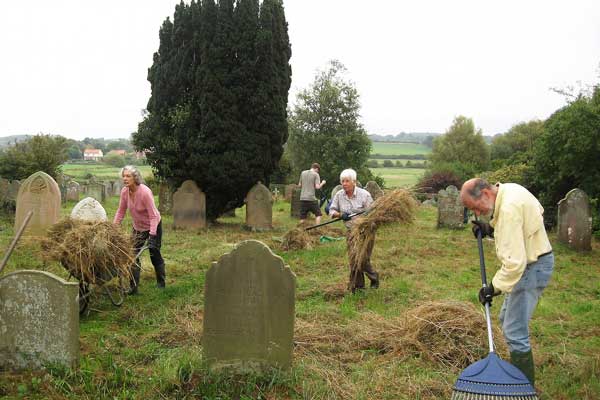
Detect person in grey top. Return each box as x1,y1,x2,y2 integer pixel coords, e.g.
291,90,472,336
329,168,378,292
298,162,326,224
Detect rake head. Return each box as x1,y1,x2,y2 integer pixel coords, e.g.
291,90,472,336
451,352,538,399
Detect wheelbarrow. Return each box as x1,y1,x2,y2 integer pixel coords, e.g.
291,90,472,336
66,245,149,315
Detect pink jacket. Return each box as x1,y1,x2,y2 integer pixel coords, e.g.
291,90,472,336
113,184,161,235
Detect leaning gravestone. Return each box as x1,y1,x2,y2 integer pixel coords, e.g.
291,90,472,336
71,197,108,222
158,182,173,215
173,180,206,229
290,188,302,218
66,181,80,202
365,181,384,200
85,181,105,203
15,171,61,236
331,184,343,200
0,270,79,370
245,182,273,231
284,184,297,202
437,185,465,229
557,188,592,251
203,240,296,372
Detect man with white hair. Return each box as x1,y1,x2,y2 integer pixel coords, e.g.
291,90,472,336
329,168,378,292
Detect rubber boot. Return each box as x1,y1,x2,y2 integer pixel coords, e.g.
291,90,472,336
128,264,141,295
154,263,166,289
511,350,535,386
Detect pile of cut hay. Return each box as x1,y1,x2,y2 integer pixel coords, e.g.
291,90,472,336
348,189,417,283
43,218,134,285
281,222,346,251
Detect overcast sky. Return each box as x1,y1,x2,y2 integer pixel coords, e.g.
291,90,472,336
1,0,599,140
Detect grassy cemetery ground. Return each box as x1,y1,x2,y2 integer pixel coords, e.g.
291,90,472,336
0,197,598,399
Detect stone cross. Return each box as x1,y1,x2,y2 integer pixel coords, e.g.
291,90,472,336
203,240,296,372
557,188,592,251
0,270,79,370
173,180,206,229
70,197,108,222
436,185,465,229
15,171,61,236
245,182,273,231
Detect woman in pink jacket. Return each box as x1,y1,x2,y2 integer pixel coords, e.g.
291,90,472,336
113,165,165,294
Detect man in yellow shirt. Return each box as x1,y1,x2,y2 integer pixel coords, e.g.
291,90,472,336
460,178,554,386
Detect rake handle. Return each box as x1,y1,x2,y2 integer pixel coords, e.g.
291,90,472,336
0,210,34,275
304,210,366,231
476,228,496,354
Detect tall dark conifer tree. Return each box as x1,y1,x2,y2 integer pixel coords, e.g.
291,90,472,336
134,0,291,219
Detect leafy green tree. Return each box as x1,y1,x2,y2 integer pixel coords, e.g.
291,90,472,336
134,0,291,219
287,60,377,192
0,134,69,180
367,160,379,168
429,116,490,181
103,153,126,168
383,159,393,167
532,85,600,226
490,120,544,168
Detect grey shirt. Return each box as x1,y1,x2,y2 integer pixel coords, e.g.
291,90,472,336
299,169,320,201
329,186,373,229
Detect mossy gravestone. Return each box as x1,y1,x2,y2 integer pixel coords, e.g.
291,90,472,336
173,180,206,229
15,171,61,236
203,240,296,372
437,185,465,229
245,182,273,231
0,270,79,370
290,188,301,218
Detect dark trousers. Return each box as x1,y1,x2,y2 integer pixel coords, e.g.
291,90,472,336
131,221,165,288
347,232,379,291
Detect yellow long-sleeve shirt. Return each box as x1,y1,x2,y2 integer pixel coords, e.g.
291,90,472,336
490,183,552,293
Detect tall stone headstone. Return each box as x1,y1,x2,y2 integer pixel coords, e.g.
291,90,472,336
557,188,592,251
331,184,343,200
173,180,206,229
85,182,105,203
66,181,80,202
245,182,273,231
437,185,465,229
15,171,61,236
103,181,113,199
0,270,79,370
158,182,173,215
290,188,302,218
203,240,296,372
284,184,298,202
365,181,384,200
70,197,108,222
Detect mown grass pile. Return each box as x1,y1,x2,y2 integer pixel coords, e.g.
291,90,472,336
43,218,134,285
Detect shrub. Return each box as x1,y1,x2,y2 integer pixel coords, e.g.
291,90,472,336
415,170,462,194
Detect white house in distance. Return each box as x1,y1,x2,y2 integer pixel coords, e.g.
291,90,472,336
83,149,103,161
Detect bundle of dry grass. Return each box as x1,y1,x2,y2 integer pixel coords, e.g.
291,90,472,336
281,227,313,250
348,189,417,279
44,218,134,285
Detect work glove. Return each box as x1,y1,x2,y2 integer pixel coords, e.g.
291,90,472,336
472,220,494,239
341,212,352,221
478,283,500,306
148,235,160,250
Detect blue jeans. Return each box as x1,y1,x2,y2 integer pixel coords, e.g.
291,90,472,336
498,252,554,352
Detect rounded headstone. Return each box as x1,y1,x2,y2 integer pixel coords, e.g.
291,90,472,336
70,197,108,222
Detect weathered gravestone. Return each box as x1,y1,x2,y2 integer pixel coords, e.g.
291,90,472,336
203,240,296,372
245,182,273,231
290,188,302,218
557,188,592,251
365,181,384,200
66,181,80,202
158,182,173,215
112,180,124,196
85,181,105,203
103,181,113,199
331,184,343,200
437,185,465,229
284,184,297,202
15,171,61,236
0,270,79,370
71,197,108,222
0,177,8,203
173,180,206,229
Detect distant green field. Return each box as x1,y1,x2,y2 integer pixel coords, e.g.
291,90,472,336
61,163,154,181
371,142,431,156
372,168,425,188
